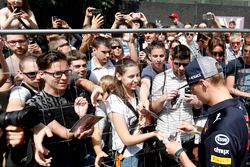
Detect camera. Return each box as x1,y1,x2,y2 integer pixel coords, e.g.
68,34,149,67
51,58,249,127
0,106,40,129
137,33,145,51
52,16,61,21
202,13,213,21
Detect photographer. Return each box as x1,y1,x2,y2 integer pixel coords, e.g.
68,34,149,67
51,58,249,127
111,20,138,63
5,55,51,167
79,7,104,54
151,45,202,166
0,0,38,29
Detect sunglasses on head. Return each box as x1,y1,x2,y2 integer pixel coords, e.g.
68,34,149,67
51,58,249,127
185,33,194,36
23,71,38,79
111,45,122,49
212,51,224,57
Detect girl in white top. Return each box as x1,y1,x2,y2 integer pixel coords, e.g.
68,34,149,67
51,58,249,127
106,59,161,167
0,0,38,29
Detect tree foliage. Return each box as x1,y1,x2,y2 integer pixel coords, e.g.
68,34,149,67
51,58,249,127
28,0,119,28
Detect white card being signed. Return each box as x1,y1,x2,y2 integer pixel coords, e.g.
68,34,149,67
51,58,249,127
70,114,103,132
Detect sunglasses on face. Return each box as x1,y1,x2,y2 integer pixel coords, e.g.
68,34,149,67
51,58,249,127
111,45,122,49
244,49,250,54
23,71,38,79
44,69,72,78
185,33,194,37
167,39,174,43
173,62,189,68
212,51,224,57
231,42,240,45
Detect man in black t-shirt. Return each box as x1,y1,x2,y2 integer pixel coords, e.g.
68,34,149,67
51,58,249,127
25,50,93,167
165,57,248,167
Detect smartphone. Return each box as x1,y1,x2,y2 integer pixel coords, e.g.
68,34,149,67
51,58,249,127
29,38,36,44
52,16,61,21
14,7,21,13
132,12,141,18
92,9,102,16
185,87,191,94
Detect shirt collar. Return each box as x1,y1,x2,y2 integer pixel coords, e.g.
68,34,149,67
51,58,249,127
91,57,114,70
207,98,239,116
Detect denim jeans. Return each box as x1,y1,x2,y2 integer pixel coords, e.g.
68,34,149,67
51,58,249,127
121,151,142,167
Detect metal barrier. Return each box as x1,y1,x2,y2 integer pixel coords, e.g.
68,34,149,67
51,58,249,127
0,28,250,35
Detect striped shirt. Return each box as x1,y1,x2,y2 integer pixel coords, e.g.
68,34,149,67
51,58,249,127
151,69,194,142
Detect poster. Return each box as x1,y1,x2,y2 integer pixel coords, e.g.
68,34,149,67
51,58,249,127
215,16,245,29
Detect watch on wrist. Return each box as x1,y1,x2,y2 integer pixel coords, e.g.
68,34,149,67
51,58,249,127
174,147,185,162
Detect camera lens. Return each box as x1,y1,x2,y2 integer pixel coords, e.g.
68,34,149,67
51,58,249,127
0,106,40,129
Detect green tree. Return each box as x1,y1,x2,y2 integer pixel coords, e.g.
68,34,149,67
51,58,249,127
28,0,119,28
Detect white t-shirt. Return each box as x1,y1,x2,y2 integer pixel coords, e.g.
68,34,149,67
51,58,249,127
106,93,143,158
9,85,33,101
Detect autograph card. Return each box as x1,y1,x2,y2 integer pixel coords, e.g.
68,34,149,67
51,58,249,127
70,114,103,132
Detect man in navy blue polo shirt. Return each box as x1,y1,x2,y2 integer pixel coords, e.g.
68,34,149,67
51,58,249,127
165,56,248,167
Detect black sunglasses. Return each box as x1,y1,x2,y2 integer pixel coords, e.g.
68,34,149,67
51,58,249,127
23,71,38,78
111,45,122,49
173,62,189,68
185,33,194,36
212,51,224,57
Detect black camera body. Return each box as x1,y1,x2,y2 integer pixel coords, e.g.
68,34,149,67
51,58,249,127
0,106,40,129
137,33,145,51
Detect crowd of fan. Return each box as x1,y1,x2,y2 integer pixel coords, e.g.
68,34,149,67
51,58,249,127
0,0,249,167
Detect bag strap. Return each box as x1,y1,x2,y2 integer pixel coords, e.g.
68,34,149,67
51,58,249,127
162,71,166,94
116,93,139,155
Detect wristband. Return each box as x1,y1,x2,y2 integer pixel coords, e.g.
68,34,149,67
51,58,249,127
174,147,185,162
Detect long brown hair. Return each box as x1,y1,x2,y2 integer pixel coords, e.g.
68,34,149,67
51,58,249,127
114,59,138,103
7,0,30,13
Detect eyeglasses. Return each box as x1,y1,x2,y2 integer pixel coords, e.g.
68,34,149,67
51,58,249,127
7,39,27,46
185,33,194,37
23,71,38,79
212,51,224,57
111,45,122,49
167,39,174,43
44,69,72,78
231,42,240,45
173,62,189,68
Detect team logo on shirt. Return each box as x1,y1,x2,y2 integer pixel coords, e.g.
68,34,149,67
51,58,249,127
215,134,230,145
211,155,231,165
214,147,230,155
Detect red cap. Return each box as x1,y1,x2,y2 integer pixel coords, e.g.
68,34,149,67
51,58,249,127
169,12,179,19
